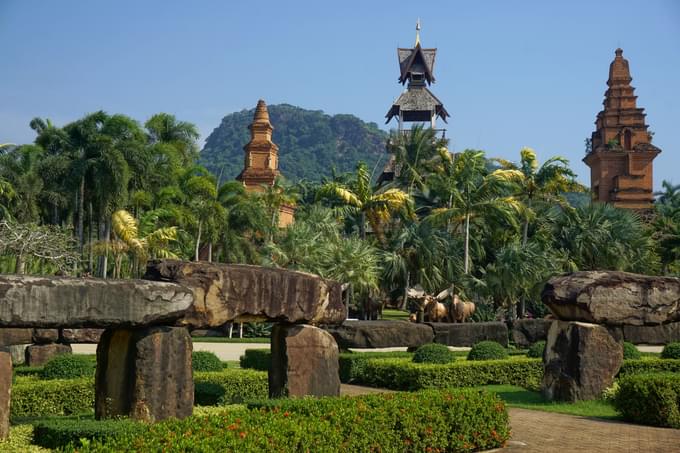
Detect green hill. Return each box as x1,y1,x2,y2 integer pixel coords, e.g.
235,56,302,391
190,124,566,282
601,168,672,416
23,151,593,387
200,104,389,182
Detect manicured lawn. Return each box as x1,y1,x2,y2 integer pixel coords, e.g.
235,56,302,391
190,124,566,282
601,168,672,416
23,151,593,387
191,337,270,343
381,309,409,320
480,384,620,420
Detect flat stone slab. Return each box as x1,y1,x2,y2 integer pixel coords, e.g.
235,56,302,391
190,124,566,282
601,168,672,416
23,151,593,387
428,322,509,347
323,320,434,349
144,260,346,327
541,271,680,326
0,275,193,328
622,322,680,345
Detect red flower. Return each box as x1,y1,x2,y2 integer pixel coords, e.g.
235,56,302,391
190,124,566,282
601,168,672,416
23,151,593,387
239,431,247,439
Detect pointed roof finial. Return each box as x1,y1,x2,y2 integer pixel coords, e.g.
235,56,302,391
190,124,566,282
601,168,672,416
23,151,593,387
415,18,421,46
615,48,623,57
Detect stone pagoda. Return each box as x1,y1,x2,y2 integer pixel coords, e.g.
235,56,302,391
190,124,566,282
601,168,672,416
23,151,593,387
583,49,661,210
236,99,294,227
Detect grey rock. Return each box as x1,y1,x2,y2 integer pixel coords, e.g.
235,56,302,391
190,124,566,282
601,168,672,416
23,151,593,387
0,349,10,440
144,260,346,328
622,322,680,345
8,344,28,365
324,320,434,349
0,328,33,346
429,322,509,347
542,271,680,326
25,343,72,366
0,275,193,328
512,319,553,348
60,328,104,344
95,326,193,422
270,324,340,398
542,321,622,402
32,328,59,344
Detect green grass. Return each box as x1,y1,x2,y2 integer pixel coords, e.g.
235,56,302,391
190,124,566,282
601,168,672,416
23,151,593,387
480,385,620,419
381,309,409,320
191,337,270,343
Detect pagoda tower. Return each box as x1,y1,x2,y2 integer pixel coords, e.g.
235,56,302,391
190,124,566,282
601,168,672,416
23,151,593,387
237,99,294,227
583,49,661,210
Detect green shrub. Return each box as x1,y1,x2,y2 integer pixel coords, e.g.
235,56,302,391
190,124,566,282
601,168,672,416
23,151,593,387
12,366,43,378
357,357,543,391
623,342,641,360
614,372,680,428
619,358,680,376
40,354,96,380
338,351,413,383
12,378,94,419
526,341,545,359
69,388,510,452
33,417,145,450
194,369,268,405
468,341,508,361
239,349,271,371
192,351,224,372
661,342,680,359
412,343,455,364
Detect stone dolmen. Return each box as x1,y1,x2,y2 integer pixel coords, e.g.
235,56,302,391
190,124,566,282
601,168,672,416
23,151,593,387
540,270,680,402
0,260,346,439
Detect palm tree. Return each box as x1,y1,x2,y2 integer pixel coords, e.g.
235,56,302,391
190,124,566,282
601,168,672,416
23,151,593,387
145,113,199,166
495,147,580,244
427,150,522,274
317,162,411,241
386,125,448,193
259,177,298,242
0,145,45,223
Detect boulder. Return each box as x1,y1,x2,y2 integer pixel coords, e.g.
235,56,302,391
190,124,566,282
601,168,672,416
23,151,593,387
428,322,508,347
622,322,680,345
25,343,72,366
323,320,434,349
60,328,104,344
95,326,193,422
0,328,33,346
512,319,553,348
542,321,622,402
270,324,340,398
8,344,28,365
542,271,680,326
190,329,227,337
0,348,10,440
0,275,193,328
32,328,59,344
144,260,346,327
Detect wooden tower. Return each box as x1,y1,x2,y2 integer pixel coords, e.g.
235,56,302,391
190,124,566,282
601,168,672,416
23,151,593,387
583,49,661,210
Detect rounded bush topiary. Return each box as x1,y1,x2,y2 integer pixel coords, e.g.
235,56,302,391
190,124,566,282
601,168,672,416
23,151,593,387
467,341,508,361
527,341,546,358
412,343,456,364
623,342,641,360
661,342,680,360
192,351,224,372
40,354,96,380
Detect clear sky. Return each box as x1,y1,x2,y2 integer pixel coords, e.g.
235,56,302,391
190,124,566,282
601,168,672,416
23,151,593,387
1,0,678,188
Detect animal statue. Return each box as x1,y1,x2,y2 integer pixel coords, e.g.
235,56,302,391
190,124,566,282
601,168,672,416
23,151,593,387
407,286,449,322
361,290,384,320
436,286,476,323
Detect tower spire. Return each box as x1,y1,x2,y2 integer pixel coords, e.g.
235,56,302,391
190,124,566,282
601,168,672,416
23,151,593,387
415,18,421,46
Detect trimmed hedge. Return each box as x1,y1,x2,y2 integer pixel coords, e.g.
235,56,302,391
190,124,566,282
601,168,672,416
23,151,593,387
622,342,641,360
194,369,268,405
618,358,680,376
614,372,680,428
192,351,224,372
412,343,456,364
40,354,97,380
12,377,94,419
357,357,543,391
527,341,545,359
69,388,510,452
239,348,271,371
468,341,508,361
661,342,680,359
33,417,145,450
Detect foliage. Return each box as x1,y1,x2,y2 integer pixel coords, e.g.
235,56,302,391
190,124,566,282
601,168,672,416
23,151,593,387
468,341,509,361
194,369,268,405
661,342,680,359
623,342,641,360
527,341,546,358
412,343,456,364
0,424,50,453
200,104,389,182
618,358,680,376
338,351,414,383
192,351,224,372
39,354,96,380
239,349,271,371
243,322,272,338
11,377,94,419
33,417,145,450
71,389,510,452
614,372,680,428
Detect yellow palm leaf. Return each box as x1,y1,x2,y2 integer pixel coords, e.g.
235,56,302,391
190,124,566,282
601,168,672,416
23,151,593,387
112,210,139,244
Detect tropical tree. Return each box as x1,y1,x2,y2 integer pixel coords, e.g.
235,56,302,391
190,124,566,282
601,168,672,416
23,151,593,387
0,145,45,223
145,113,199,166
386,125,448,193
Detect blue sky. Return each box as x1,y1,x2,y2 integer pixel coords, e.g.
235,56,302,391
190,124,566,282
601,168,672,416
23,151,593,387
1,1,678,188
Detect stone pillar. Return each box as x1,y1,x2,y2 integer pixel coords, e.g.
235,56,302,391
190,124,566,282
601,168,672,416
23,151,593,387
95,326,193,422
542,321,623,402
25,343,72,366
270,324,340,398
0,348,11,440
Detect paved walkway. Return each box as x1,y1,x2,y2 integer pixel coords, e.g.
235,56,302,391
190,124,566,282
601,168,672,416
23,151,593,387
339,384,680,453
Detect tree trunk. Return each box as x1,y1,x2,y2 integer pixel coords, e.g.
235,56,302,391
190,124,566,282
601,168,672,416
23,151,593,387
464,212,471,274
15,254,25,275
518,298,526,319
194,221,202,262
98,217,110,279
77,177,85,252
87,202,93,274
359,211,366,240
207,242,212,263
400,272,410,310
522,219,529,246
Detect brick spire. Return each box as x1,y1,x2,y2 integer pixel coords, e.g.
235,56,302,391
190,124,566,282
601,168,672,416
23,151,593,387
236,99,279,189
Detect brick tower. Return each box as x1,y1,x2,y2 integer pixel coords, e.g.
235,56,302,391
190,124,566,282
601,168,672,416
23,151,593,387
236,99,294,227
583,49,661,210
